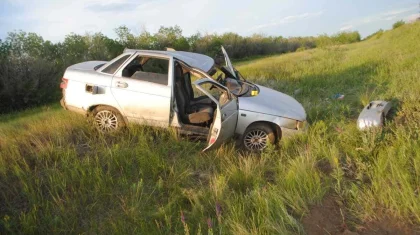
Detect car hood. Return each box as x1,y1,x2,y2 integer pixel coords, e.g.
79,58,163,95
238,85,306,121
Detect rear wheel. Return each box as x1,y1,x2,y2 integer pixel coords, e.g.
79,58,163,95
241,123,276,151
92,106,125,132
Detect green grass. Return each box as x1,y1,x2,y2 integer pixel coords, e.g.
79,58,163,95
1,22,420,234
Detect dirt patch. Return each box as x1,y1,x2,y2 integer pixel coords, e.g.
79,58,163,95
316,158,333,175
303,195,420,235
358,218,420,235
303,195,346,235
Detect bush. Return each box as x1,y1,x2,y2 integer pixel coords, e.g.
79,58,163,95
0,26,362,113
316,31,361,47
393,20,405,29
0,57,63,113
364,29,384,40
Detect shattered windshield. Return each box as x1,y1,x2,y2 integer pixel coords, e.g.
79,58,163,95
211,67,257,97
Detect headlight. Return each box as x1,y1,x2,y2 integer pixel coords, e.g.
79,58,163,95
296,121,306,130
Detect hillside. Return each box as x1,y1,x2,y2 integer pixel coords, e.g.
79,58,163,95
1,22,419,234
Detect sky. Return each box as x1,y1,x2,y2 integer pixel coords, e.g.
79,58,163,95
0,0,419,42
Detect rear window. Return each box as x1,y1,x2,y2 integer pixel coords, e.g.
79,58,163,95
94,63,105,70
102,55,130,74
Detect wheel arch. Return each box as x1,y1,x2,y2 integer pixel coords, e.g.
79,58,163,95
245,121,282,142
88,104,120,113
87,104,128,124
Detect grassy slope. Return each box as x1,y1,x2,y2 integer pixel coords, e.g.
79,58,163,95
1,22,419,234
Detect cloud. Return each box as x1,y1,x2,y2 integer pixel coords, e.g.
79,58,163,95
379,6,418,21
406,13,420,22
248,11,324,32
1,0,172,41
84,0,156,12
380,6,418,18
340,4,418,31
339,25,353,31
1,0,218,41
85,2,139,12
384,15,397,21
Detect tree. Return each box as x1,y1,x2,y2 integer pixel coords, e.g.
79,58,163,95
154,25,189,50
5,31,45,58
62,33,89,64
115,26,137,48
187,32,201,51
0,39,11,58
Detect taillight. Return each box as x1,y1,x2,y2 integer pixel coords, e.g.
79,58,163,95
60,78,68,89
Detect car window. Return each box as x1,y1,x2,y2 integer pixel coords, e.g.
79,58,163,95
142,58,169,74
122,56,169,85
102,55,130,74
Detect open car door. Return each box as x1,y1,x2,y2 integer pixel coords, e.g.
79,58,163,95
194,79,238,152
221,46,237,79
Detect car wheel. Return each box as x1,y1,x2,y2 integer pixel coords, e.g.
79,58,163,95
241,123,276,151
92,106,125,132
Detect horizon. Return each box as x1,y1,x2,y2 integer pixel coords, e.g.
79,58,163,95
0,0,419,42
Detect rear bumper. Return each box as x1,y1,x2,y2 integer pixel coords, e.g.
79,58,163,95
60,98,67,110
60,98,87,115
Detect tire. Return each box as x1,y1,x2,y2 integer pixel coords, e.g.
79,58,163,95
92,106,125,132
241,123,276,151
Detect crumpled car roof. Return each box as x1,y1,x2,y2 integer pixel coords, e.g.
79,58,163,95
124,49,215,73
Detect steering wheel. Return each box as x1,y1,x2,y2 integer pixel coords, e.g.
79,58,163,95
209,73,224,90
132,63,143,72
210,73,224,90
216,73,223,83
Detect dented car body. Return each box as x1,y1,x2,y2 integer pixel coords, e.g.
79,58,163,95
357,101,391,130
60,47,306,151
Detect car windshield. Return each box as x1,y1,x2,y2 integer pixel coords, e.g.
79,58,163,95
210,66,258,97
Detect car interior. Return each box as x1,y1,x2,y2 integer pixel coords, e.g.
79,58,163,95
122,56,169,85
174,62,216,127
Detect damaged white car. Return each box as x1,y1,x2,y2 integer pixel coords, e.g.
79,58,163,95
60,47,306,151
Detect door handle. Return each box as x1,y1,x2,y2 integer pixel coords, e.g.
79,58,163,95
116,81,128,88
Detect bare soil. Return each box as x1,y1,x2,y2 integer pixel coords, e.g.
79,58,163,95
302,195,420,235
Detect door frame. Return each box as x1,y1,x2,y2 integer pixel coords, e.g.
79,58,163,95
110,52,175,126
193,78,239,151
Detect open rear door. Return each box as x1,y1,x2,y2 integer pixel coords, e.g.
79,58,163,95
221,46,237,79
194,79,238,152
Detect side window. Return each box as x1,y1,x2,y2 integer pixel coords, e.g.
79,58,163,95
122,56,169,85
102,55,130,74
142,58,169,74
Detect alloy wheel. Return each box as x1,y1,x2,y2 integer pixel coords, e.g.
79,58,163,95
244,130,268,151
94,110,118,132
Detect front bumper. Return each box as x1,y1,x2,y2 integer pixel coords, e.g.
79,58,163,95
281,127,305,138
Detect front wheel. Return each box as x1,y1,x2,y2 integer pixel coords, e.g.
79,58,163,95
241,123,276,151
92,106,125,132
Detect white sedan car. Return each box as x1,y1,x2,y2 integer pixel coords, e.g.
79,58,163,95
60,47,306,151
